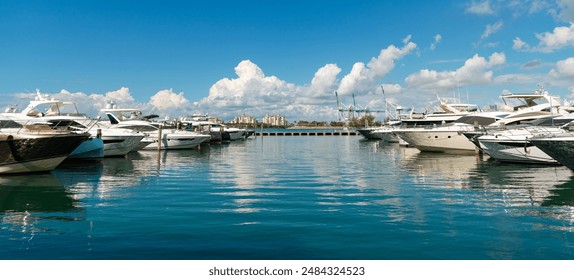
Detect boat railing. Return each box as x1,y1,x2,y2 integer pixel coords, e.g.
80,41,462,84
524,126,569,139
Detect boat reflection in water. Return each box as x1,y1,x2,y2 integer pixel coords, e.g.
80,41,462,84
54,154,147,202
394,145,574,229
396,146,481,189
0,173,84,244
396,145,572,192
467,159,573,206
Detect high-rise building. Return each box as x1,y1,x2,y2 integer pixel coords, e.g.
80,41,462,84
229,114,257,125
262,114,287,126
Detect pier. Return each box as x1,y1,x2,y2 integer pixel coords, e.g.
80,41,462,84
254,131,358,136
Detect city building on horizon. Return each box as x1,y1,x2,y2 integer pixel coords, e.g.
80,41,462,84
262,114,288,126
229,114,257,125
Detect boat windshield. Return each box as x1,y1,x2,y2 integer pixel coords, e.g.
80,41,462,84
26,102,84,117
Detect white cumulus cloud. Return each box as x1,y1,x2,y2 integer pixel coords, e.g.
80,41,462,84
196,42,416,121
104,87,134,103
200,60,298,111
150,89,190,113
336,41,417,96
534,23,574,52
405,52,506,91
550,57,574,77
511,22,574,53
198,60,327,120
308,64,341,95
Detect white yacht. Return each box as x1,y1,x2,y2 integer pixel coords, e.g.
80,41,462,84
101,107,211,150
392,97,483,148
89,122,145,156
182,114,251,142
476,115,574,164
181,115,224,142
2,91,104,159
2,91,143,157
396,112,511,153
395,87,566,153
0,117,91,174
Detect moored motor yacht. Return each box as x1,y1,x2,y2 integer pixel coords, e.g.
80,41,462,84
2,91,104,159
1,90,147,157
475,115,574,164
101,107,211,150
396,111,511,153
181,114,252,142
395,86,567,153
181,116,224,143
0,118,90,174
88,122,146,156
392,97,484,148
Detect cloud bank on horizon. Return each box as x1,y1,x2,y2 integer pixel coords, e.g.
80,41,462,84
5,0,574,122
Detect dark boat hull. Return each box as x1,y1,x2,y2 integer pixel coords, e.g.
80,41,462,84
0,132,89,174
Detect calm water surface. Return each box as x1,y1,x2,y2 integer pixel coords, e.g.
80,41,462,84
1,136,574,259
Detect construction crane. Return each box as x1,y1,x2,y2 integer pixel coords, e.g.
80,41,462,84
334,91,385,126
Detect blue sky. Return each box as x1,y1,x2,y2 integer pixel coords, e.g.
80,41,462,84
1,0,574,121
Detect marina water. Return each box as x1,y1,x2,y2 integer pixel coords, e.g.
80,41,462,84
1,135,574,259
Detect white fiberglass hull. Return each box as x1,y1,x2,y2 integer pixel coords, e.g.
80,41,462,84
142,132,211,150
395,127,476,153
0,156,68,174
102,134,145,157
132,138,155,151
476,127,565,164
478,136,557,164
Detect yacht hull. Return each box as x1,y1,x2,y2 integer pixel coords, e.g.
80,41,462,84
102,135,145,157
67,137,105,159
226,129,246,141
478,136,557,164
395,128,476,153
357,128,383,140
0,133,89,174
531,137,574,170
359,127,400,142
142,133,211,150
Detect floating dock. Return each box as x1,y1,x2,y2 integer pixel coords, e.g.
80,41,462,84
254,131,358,136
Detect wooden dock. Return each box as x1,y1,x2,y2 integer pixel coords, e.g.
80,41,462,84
254,131,359,136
